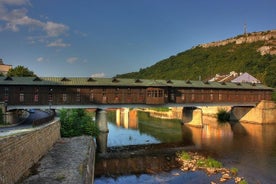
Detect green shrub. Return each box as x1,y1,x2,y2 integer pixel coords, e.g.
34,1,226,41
196,157,222,168
217,108,230,123
59,109,99,137
230,167,239,176
238,180,248,184
177,151,191,160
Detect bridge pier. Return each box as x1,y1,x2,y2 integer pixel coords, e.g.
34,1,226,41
230,100,276,124
182,107,203,127
95,109,108,153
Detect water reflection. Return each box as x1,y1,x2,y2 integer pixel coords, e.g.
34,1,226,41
96,109,276,184
107,110,184,147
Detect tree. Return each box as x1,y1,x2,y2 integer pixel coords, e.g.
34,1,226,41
7,65,36,77
59,109,99,137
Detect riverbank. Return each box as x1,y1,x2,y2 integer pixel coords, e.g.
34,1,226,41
176,151,247,184
19,136,248,184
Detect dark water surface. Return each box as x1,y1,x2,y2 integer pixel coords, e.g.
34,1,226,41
95,111,276,184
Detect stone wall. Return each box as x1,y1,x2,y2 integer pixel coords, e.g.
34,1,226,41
200,30,276,55
0,119,61,184
84,138,96,184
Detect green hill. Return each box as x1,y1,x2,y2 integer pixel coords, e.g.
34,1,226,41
116,30,276,88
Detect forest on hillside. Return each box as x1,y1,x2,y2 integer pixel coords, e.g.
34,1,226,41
116,41,276,87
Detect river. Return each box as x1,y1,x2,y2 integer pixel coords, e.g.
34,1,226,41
94,110,276,184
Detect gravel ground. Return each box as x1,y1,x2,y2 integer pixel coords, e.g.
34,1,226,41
21,136,93,184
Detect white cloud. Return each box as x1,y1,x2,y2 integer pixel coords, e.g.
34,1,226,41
36,57,44,62
0,0,69,44
44,21,69,37
91,72,105,78
66,57,78,64
47,38,70,48
0,0,31,6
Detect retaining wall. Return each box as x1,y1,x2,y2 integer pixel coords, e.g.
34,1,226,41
0,119,61,184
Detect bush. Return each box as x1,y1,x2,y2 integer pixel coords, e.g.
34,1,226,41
59,109,99,137
230,167,239,176
196,157,223,168
217,108,230,123
176,151,191,160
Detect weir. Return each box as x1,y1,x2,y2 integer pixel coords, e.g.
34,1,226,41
94,143,194,177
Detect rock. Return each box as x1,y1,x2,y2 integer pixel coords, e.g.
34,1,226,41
206,168,216,175
183,167,189,171
220,178,227,182
222,173,231,179
235,177,242,183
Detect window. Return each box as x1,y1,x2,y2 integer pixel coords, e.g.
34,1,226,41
219,94,222,101
158,90,163,97
181,94,185,100
34,87,39,102
19,93,24,102
4,87,9,101
127,88,131,96
76,88,81,102
62,93,67,102
34,94,39,102
48,88,53,102
90,89,94,102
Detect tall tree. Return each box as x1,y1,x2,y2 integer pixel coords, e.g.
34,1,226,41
7,65,36,77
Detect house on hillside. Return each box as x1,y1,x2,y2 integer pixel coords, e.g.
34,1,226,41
208,71,261,84
0,59,12,75
231,72,260,83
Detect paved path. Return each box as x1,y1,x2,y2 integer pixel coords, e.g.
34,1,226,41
0,110,49,137
21,136,93,184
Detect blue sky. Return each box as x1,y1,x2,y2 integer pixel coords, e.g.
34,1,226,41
0,0,275,77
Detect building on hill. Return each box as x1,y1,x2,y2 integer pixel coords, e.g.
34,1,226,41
231,72,260,83
208,71,261,84
0,59,12,75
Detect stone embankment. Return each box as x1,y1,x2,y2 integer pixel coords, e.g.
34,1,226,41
21,136,95,184
0,119,60,184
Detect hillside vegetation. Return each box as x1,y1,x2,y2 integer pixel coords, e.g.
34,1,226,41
116,30,276,88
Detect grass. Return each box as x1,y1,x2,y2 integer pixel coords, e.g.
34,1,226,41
230,167,239,176
177,151,191,160
238,180,248,184
196,157,223,168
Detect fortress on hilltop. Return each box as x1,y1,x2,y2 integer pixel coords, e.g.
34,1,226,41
199,30,276,55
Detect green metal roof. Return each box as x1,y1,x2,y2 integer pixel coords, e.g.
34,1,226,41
0,76,273,90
